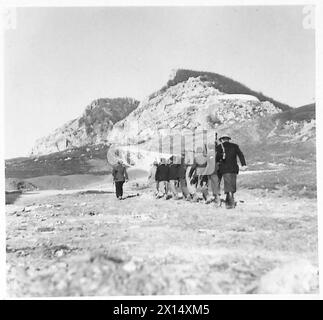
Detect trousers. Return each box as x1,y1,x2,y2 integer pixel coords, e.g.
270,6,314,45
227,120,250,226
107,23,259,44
158,181,169,195
220,173,237,193
208,173,220,196
179,178,190,198
168,180,178,197
115,181,124,198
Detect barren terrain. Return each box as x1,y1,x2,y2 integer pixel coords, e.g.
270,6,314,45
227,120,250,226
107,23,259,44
6,172,318,296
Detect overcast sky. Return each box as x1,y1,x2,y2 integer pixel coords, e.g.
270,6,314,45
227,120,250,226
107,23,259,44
4,6,315,158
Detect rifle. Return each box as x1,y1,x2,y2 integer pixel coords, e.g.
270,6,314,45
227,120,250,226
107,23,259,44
215,131,226,160
220,141,226,160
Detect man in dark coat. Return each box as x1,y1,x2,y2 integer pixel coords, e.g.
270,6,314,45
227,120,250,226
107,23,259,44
155,158,169,198
112,160,129,199
216,135,246,208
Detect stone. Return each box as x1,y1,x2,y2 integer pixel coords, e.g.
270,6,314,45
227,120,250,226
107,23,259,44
123,260,137,272
258,260,318,294
37,227,55,232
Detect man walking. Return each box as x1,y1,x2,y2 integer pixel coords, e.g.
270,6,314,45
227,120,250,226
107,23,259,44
148,160,159,196
216,135,246,209
112,160,129,200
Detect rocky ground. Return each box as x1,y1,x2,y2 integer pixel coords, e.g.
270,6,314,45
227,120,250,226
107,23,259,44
6,179,318,297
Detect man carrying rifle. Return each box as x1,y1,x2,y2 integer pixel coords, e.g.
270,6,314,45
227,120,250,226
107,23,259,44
216,135,247,209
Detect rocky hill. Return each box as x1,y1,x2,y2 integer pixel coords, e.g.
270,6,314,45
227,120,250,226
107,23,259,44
105,69,299,168
30,97,139,156
156,69,291,111
107,81,315,171
108,74,283,146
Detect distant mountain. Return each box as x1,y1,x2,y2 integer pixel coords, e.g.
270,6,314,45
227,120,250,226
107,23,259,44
273,103,315,123
30,97,139,156
151,69,292,111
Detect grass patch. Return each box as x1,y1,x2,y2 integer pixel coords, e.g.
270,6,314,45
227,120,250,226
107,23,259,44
239,164,316,198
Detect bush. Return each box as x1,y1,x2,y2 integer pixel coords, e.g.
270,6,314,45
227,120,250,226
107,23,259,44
206,114,222,127
78,98,139,136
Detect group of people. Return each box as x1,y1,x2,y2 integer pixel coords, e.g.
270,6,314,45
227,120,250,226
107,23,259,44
148,135,247,209
112,135,246,209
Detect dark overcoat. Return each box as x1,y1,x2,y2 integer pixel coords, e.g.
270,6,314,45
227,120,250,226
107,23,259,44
112,164,129,182
168,163,180,180
216,142,246,174
155,164,169,181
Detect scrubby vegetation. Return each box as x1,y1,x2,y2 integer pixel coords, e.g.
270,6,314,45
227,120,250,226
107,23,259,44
5,144,111,179
78,98,139,136
272,103,315,123
239,164,317,198
206,114,222,127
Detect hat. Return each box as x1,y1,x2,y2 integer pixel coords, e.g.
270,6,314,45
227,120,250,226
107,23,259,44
219,135,231,141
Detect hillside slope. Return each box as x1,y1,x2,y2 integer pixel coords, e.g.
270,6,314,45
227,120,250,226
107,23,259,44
6,144,110,179
272,103,315,123
106,71,313,171
30,98,139,156
108,76,281,147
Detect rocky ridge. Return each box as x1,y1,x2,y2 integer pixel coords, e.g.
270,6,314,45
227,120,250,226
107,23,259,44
108,76,281,145
30,98,139,156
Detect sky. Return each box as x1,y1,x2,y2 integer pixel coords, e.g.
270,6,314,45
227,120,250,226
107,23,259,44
4,6,315,159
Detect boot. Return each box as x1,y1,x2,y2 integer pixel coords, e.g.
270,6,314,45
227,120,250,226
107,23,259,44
205,195,213,204
225,192,232,209
225,193,229,207
165,193,172,200
173,194,180,200
232,193,237,207
226,192,235,209
214,195,220,207
232,193,237,208
191,193,199,203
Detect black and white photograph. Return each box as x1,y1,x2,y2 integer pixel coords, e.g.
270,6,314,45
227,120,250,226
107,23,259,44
1,1,321,299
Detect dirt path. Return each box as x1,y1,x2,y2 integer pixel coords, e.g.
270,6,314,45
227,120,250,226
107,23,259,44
6,187,318,296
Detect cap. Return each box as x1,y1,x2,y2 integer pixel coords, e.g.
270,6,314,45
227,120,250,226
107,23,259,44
219,135,231,141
